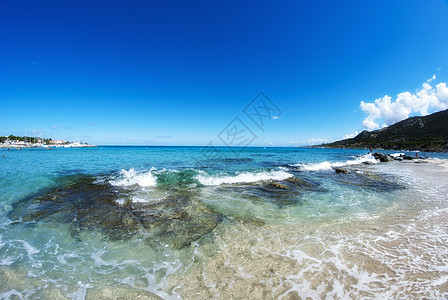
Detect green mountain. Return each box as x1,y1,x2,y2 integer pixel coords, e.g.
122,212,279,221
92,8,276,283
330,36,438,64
321,109,448,152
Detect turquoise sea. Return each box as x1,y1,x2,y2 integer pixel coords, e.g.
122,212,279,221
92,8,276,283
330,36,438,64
1,146,448,299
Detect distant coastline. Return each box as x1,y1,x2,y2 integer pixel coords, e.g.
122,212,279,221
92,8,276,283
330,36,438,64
0,135,96,149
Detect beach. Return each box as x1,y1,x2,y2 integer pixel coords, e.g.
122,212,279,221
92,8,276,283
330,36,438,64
0,147,447,299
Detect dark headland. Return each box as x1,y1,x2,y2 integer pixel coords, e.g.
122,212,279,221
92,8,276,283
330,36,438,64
318,109,448,152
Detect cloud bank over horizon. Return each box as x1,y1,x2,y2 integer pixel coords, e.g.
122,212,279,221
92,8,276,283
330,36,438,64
360,76,448,131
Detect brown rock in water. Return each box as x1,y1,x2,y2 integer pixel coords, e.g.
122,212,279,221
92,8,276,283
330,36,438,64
285,176,301,183
266,181,290,190
285,176,311,186
334,168,349,173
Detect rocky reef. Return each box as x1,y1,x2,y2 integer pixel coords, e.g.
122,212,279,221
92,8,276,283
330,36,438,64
8,165,405,249
8,175,223,250
8,172,321,249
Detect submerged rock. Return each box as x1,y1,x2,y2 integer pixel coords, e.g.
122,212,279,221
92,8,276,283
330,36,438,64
333,171,402,192
254,176,321,207
134,193,223,249
10,169,369,250
285,176,316,188
8,175,223,249
264,181,290,190
334,168,349,174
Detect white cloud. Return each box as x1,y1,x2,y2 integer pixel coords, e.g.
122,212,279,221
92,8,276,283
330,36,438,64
343,131,359,139
307,137,332,145
360,81,448,131
427,74,436,83
273,116,279,120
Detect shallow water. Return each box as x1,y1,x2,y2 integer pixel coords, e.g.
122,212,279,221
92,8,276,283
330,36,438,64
0,147,447,299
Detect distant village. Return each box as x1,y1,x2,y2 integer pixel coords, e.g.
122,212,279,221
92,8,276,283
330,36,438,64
0,135,96,148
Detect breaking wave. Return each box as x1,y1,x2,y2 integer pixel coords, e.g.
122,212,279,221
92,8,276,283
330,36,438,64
294,154,378,172
110,168,294,187
195,170,293,186
110,168,157,187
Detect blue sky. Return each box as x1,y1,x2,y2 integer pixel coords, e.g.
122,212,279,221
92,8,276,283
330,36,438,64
1,0,448,146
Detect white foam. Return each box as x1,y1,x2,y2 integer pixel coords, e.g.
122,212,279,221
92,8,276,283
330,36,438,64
0,290,24,300
196,170,293,186
295,154,378,172
110,168,157,187
390,153,405,157
298,161,334,171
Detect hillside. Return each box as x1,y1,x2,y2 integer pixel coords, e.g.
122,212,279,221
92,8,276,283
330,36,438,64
321,109,448,152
